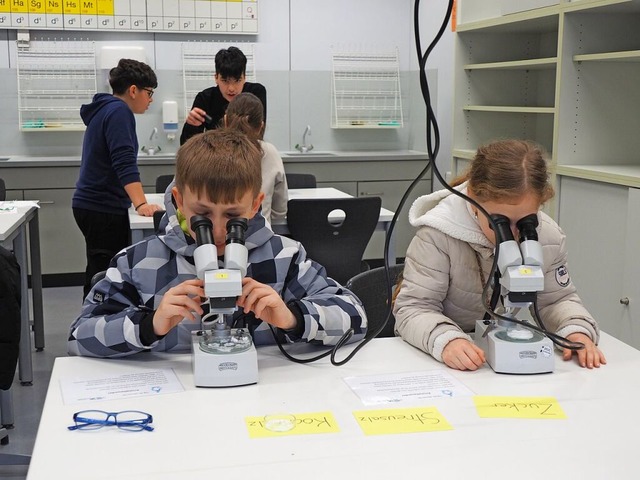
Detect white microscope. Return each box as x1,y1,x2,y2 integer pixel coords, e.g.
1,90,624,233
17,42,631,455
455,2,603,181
190,215,259,387
475,213,555,374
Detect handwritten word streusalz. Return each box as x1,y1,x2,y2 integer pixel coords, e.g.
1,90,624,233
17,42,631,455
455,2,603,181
358,412,441,425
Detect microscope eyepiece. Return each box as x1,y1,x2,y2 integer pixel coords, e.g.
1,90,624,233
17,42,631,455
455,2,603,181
516,214,539,243
226,218,248,245
190,215,214,246
489,214,515,244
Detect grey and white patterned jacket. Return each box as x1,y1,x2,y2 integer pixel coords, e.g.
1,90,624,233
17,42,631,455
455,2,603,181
68,188,367,358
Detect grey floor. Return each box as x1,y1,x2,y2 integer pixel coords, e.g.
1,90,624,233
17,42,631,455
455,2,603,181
1,286,82,480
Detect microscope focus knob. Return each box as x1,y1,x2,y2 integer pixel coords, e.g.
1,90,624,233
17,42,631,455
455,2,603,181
620,297,630,306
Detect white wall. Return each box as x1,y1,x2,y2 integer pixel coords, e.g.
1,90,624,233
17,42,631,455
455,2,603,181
0,0,454,161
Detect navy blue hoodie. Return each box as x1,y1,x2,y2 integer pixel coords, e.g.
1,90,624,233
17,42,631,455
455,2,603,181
72,93,141,214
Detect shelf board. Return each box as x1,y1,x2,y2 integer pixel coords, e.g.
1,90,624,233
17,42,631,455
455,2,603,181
556,164,640,188
457,6,560,33
465,57,557,70
331,122,402,129
452,148,475,160
463,105,555,114
563,0,640,14
574,50,640,62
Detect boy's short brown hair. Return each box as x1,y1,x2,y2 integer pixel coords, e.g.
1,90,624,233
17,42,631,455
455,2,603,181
175,129,262,203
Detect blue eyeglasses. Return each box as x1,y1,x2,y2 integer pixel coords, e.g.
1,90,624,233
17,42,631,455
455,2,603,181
68,410,154,432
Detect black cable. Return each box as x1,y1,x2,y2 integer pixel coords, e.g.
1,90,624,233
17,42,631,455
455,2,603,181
268,323,336,364
270,0,489,365
327,0,456,366
532,298,584,350
271,0,581,365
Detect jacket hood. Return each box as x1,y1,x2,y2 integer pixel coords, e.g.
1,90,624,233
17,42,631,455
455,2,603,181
80,93,124,126
157,181,275,258
409,181,494,249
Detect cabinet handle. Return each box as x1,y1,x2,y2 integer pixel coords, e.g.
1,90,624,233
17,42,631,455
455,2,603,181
620,297,630,306
38,201,55,205
360,192,384,196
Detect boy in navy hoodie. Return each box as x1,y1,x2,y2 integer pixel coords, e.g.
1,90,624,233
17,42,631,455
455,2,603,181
73,58,163,298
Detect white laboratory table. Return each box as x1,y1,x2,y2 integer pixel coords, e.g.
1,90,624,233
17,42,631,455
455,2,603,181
27,333,639,479
129,188,397,262
0,201,44,387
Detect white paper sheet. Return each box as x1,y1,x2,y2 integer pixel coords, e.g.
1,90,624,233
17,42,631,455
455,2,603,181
344,370,474,406
60,368,184,405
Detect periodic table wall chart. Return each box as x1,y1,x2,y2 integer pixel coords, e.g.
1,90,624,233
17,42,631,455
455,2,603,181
0,0,258,34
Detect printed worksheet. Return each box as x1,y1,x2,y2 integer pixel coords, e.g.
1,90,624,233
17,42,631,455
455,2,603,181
60,368,184,404
344,370,474,406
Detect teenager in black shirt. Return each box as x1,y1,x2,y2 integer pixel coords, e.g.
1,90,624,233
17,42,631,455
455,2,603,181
180,46,267,145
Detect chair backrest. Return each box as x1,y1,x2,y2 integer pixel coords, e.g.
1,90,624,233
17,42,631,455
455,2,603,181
285,173,316,189
153,210,166,234
155,175,174,194
286,196,381,284
345,263,404,339
90,270,107,289
0,178,6,201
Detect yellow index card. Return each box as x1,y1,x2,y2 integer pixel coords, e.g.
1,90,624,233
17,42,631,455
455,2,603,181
354,407,453,436
245,411,340,438
473,396,566,419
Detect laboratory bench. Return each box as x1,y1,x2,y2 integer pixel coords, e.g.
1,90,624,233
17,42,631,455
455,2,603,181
0,150,430,283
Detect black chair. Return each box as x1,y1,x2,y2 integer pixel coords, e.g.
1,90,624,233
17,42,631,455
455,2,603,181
155,175,174,194
285,173,316,189
0,178,6,201
153,210,166,235
346,263,405,339
286,196,381,285
90,270,107,289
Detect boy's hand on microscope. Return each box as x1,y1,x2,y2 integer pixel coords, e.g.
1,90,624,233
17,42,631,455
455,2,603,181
442,338,486,371
562,332,607,369
153,279,205,336
185,107,209,127
237,278,297,330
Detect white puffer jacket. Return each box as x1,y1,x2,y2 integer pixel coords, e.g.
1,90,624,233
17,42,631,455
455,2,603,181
393,183,599,362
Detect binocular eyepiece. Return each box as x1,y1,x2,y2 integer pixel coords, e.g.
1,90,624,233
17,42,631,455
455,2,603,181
226,218,248,245
489,213,539,244
190,215,249,247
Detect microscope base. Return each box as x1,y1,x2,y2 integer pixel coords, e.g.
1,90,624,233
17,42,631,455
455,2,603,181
191,331,259,387
475,320,554,374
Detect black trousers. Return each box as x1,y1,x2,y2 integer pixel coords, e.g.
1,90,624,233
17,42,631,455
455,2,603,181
73,207,130,299
0,246,20,390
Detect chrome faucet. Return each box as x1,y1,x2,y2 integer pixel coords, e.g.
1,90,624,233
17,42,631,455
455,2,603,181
141,127,161,155
295,125,314,153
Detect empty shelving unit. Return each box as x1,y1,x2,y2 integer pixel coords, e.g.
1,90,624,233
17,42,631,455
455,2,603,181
16,39,96,132
330,48,403,129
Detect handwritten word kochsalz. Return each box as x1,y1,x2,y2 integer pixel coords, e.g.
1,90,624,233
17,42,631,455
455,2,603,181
249,416,332,429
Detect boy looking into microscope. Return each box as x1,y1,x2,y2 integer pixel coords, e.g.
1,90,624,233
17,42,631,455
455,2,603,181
69,129,366,357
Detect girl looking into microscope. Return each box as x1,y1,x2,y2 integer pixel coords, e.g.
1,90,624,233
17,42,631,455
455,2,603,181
393,139,606,371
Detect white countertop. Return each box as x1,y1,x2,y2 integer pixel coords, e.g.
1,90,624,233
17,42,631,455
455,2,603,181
27,333,640,480
0,150,428,168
